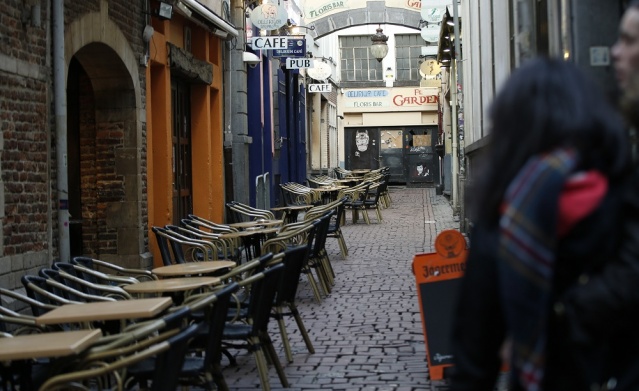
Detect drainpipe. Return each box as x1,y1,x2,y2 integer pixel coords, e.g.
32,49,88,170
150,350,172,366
450,55,458,210
452,0,463,215
53,0,70,261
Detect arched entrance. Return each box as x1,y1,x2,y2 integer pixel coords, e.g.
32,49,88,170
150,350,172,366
66,43,142,265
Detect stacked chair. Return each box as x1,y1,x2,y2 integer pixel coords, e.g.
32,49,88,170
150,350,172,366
182,216,243,263
38,304,199,391
151,225,222,265
339,180,372,224
306,197,349,259
333,167,353,179
306,175,335,188
280,182,321,206
226,201,276,223
72,257,156,282
0,287,55,334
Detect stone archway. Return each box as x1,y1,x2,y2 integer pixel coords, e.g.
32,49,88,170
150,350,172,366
305,2,422,39
65,2,147,268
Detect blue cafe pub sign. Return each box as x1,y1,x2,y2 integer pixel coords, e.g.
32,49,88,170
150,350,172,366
249,36,306,58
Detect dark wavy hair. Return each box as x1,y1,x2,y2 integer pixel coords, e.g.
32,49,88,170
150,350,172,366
470,57,631,223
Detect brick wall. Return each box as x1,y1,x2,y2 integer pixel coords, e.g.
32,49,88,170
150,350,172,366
0,0,51,289
0,0,151,294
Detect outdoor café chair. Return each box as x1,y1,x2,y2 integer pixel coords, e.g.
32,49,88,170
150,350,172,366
221,262,289,391
38,323,198,391
72,256,157,282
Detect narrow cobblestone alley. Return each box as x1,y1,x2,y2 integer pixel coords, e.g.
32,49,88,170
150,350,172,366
224,187,459,391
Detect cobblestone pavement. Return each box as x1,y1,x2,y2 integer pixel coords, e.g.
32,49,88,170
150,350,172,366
223,187,459,391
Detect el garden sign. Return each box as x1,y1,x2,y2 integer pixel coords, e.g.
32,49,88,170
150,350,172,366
309,84,332,93
249,36,306,58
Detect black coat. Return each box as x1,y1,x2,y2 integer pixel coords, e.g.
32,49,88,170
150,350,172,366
449,174,639,391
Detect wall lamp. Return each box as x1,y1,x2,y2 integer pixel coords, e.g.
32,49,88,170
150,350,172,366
157,1,173,20
243,51,261,68
21,3,41,27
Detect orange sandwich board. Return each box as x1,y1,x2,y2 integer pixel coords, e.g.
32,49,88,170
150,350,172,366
412,229,468,381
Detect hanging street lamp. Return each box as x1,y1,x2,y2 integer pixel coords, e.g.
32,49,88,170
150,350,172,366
370,25,389,62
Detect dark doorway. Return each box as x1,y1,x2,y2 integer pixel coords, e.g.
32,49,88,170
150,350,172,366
171,78,193,226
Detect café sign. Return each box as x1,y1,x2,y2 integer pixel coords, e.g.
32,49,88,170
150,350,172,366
249,3,288,30
309,84,332,93
273,37,306,58
249,36,306,59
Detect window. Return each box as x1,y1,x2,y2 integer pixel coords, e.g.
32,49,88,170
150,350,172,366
395,34,423,82
339,36,384,82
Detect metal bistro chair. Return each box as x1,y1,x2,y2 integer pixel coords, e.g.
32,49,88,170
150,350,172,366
72,257,157,282
261,237,318,363
221,263,289,391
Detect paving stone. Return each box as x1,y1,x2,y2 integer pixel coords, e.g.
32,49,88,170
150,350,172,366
221,187,458,390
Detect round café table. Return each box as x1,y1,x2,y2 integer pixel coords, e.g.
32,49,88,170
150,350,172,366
152,260,236,278
227,219,284,229
123,276,221,304
270,204,313,224
316,185,348,204
220,227,280,261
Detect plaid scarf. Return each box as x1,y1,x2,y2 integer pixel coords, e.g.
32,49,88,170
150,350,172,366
498,148,578,391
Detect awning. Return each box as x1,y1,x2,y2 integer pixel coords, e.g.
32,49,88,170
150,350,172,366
179,0,239,39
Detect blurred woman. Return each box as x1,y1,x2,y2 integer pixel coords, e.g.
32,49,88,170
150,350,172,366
450,57,639,390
